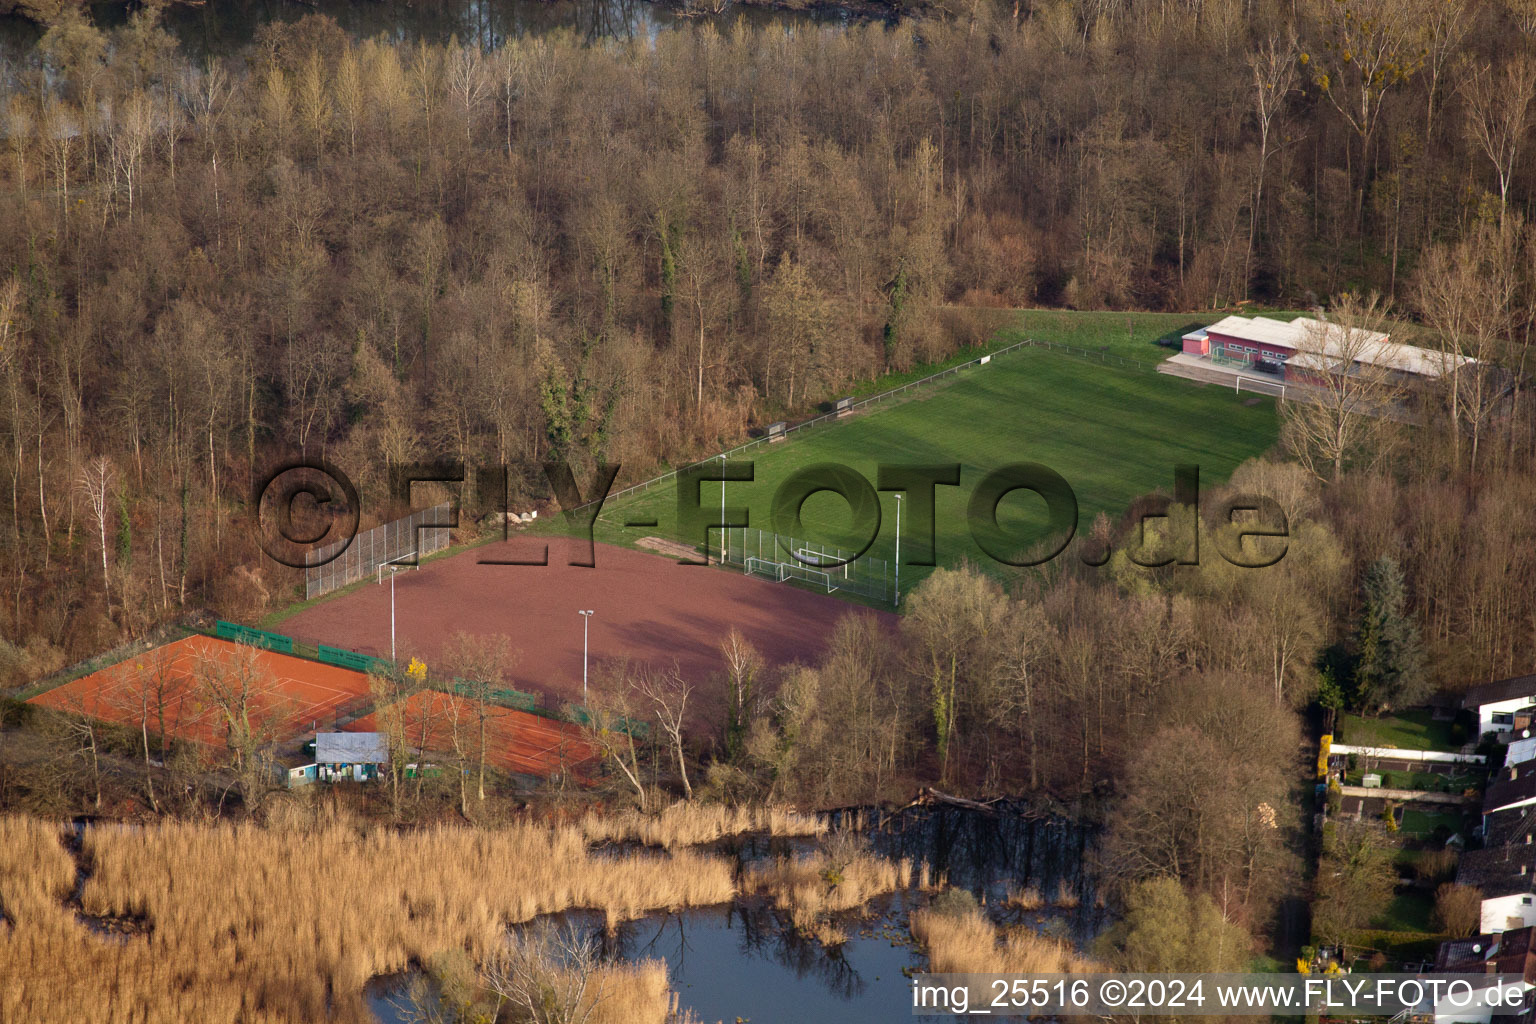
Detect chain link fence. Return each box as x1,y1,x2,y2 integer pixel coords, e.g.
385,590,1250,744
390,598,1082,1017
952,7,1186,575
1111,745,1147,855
305,503,453,600
722,526,892,604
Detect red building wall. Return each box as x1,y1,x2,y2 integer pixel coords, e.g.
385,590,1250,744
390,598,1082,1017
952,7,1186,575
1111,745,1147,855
1205,330,1295,364
1283,364,1329,387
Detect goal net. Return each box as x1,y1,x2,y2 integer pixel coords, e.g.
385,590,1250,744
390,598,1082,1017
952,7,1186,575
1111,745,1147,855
726,527,892,604
744,557,835,593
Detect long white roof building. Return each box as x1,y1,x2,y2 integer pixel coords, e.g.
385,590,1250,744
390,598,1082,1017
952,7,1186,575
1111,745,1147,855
1199,314,1473,380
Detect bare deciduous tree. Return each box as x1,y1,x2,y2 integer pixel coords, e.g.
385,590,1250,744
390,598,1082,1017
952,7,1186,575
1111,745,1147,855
1245,33,1298,296
191,643,293,813
482,923,611,1024
76,456,114,604
441,631,518,802
447,45,492,147
107,648,185,813
1280,292,1405,480
719,628,762,761
635,667,693,800
1303,0,1428,213
367,667,414,820
52,685,107,811
584,667,647,809
1417,222,1521,470
1462,54,1536,226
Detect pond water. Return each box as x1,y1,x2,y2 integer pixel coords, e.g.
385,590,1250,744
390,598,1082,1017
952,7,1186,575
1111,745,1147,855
368,899,941,1024
852,801,1101,914
588,899,924,1022
367,805,1105,1024
1,0,862,60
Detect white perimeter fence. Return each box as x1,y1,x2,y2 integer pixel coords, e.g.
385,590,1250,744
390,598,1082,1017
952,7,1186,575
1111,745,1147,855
305,503,453,600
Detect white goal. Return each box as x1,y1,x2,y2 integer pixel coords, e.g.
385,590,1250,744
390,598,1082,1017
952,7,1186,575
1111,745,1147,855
377,551,420,585
744,557,835,593
744,556,786,580
724,527,893,604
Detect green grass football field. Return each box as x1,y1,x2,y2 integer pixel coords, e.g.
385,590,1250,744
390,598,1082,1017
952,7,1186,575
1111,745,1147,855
587,315,1281,594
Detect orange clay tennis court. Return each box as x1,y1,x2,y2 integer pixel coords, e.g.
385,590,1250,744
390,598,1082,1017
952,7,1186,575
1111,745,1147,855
27,635,374,747
345,691,595,778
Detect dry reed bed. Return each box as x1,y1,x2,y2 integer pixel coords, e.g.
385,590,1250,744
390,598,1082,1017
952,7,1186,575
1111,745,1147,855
910,908,1100,974
578,802,827,848
747,845,924,937
1004,883,1044,911
0,815,735,1024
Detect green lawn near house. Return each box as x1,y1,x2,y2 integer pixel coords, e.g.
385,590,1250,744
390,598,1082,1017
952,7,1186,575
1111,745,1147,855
1397,809,1470,838
1336,710,1462,753
1369,891,1437,933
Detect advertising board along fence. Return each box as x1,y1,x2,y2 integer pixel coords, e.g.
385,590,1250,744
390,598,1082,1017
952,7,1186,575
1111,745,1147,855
305,503,452,600
214,620,294,654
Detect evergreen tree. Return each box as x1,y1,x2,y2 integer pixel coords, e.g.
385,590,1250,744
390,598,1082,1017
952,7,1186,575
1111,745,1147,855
1351,557,1427,714
1317,665,1345,719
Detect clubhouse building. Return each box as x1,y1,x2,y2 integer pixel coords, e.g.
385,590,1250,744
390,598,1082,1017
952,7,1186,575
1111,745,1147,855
1173,314,1472,389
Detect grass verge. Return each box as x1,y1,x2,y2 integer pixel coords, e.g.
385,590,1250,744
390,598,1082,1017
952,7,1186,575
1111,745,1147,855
1336,711,1462,752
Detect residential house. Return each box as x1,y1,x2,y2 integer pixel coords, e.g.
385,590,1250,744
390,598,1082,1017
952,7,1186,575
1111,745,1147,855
1459,843,1536,934
1432,928,1536,1024
1464,675,1536,739
1486,765,1536,818
1450,770,1536,935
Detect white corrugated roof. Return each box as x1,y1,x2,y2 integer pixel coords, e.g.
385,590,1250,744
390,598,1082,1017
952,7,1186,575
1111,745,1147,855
1290,316,1471,378
1283,350,1344,374
316,732,389,764
1205,314,1305,347
1206,314,1472,379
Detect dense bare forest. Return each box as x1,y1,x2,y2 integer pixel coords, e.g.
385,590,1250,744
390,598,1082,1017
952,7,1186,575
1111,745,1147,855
0,0,1534,676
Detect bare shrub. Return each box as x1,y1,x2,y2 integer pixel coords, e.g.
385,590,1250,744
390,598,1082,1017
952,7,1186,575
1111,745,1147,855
1005,884,1044,911
1414,848,1459,884
484,922,670,1024
1434,882,1483,938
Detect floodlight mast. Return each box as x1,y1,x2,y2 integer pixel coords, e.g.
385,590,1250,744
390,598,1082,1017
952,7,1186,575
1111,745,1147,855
579,609,595,703
380,552,416,664
893,493,903,606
